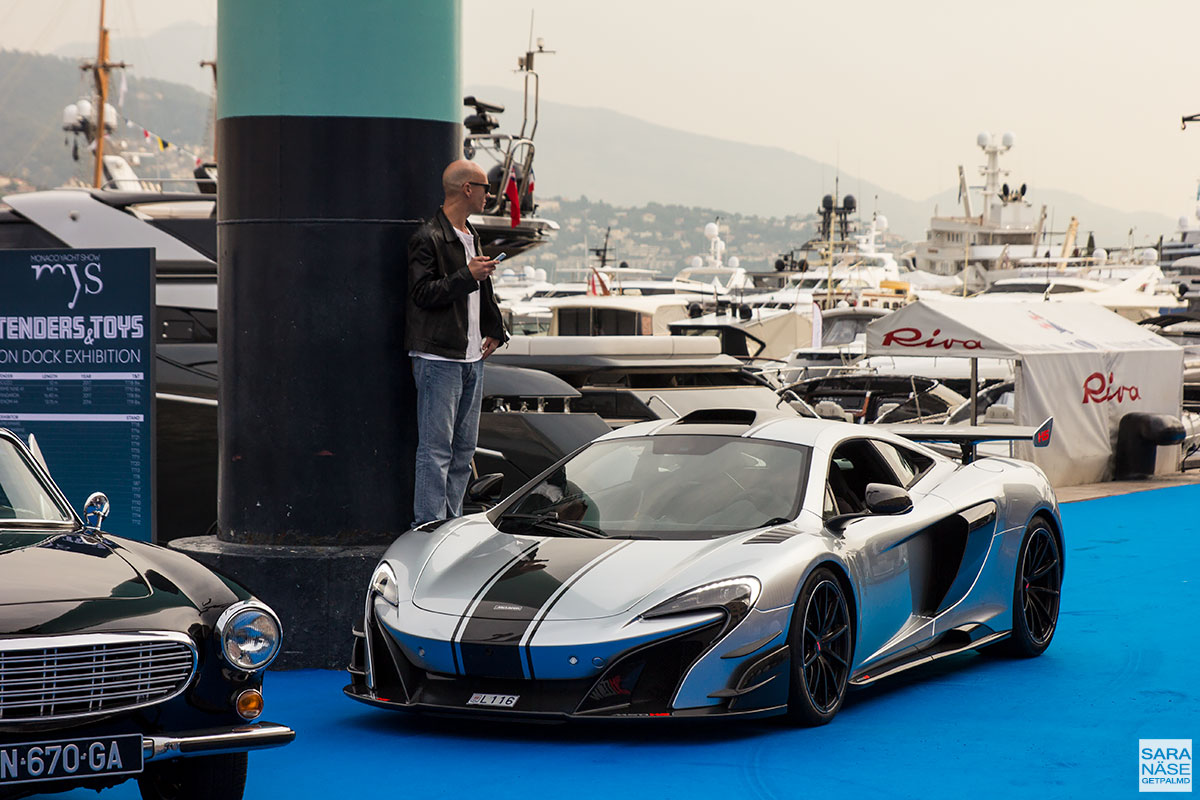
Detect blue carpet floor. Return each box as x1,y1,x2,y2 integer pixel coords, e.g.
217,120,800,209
38,485,1199,799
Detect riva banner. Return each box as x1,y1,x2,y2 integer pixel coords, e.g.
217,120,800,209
866,300,1183,485
0,248,154,540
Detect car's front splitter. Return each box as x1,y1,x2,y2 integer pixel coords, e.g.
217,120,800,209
341,683,785,722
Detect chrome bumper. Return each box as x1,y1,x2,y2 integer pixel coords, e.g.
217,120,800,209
143,721,295,762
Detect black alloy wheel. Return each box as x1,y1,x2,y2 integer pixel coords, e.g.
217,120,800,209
1004,519,1062,657
137,752,248,800
788,567,853,726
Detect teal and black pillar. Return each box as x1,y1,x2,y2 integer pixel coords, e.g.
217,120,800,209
216,1,461,544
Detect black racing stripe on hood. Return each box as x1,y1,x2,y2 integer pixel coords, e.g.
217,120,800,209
523,540,633,680
449,539,543,675
458,539,619,678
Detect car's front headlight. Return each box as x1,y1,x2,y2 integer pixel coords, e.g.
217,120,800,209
215,601,283,671
369,562,400,607
641,577,761,629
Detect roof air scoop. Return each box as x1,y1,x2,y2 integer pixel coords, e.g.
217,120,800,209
674,408,760,426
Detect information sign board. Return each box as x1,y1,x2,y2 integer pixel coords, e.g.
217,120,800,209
0,248,155,540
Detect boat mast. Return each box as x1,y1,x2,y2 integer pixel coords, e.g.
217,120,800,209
84,0,126,188
824,179,837,309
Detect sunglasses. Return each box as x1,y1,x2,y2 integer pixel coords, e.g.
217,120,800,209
467,181,491,192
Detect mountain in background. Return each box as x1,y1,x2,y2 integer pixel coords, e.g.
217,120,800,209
55,23,217,95
467,85,1176,246
0,44,1175,247
0,50,211,191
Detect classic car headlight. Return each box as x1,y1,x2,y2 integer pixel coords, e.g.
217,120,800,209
215,601,283,671
641,577,761,629
370,562,400,607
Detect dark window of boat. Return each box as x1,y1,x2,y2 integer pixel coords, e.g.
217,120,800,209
0,213,68,249
578,370,760,388
985,282,1047,293
1047,283,1086,294
823,318,871,346
158,306,218,343
672,327,749,357
570,390,652,421
147,218,217,261
625,371,757,388
557,308,639,336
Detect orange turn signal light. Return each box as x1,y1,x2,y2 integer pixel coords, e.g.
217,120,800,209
236,688,264,720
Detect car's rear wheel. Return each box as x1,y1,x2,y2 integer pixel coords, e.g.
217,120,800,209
1001,518,1062,658
137,752,247,800
787,567,853,726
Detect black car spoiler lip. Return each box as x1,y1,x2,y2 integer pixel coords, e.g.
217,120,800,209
880,417,1053,463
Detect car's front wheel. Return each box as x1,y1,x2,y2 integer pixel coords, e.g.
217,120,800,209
787,567,854,726
137,752,247,800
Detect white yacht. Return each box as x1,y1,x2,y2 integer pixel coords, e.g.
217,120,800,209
927,267,1185,321
541,295,692,336
913,132,1050,290
1160,184,1200,269
743,213,917,310
743,255,905,310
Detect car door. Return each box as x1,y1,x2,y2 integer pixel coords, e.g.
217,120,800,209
822,436,956,671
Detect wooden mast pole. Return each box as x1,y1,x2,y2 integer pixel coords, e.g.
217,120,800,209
91,0,109,188
87,0,127,188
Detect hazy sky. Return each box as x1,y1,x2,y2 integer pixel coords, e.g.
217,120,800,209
3,0,1199,223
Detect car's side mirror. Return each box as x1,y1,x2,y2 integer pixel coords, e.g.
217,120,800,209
825,483,913,532
467,473,506,506
864,483,913,515
83,492,110,529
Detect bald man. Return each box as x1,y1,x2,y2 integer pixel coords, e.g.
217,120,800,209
406,160,508,526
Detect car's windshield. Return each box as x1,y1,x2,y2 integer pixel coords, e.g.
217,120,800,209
0,437,74,524
495,435,811,540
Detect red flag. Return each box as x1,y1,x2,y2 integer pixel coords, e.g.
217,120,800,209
587,267,610,296
505,167,521,227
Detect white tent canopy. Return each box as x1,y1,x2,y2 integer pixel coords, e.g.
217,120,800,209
865,300,1184,485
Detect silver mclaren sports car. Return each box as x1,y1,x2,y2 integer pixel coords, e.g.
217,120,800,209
345,408,1063,724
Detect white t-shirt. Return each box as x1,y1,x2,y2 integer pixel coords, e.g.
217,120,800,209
410,226,483,363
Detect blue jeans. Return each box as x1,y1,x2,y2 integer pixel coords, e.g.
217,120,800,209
412,357,485,526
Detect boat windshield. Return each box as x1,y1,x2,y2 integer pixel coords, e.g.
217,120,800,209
983,282,1049,294
822,317,871,346
494,435,810,540
792,277,843,290
0,439,74,524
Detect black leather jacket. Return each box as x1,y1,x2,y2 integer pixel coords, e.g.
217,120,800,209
406,208,508,359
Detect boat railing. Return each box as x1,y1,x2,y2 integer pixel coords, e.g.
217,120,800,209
645,394,680,418
465,130,537,214
100,176,213,195
465,132,536,219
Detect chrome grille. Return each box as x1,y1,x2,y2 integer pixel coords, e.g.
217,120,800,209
0,632,197,722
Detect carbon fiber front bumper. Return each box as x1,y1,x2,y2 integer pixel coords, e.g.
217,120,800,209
345,614,791,721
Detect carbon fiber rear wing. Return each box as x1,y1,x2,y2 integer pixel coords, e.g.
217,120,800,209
881,417,1053,463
